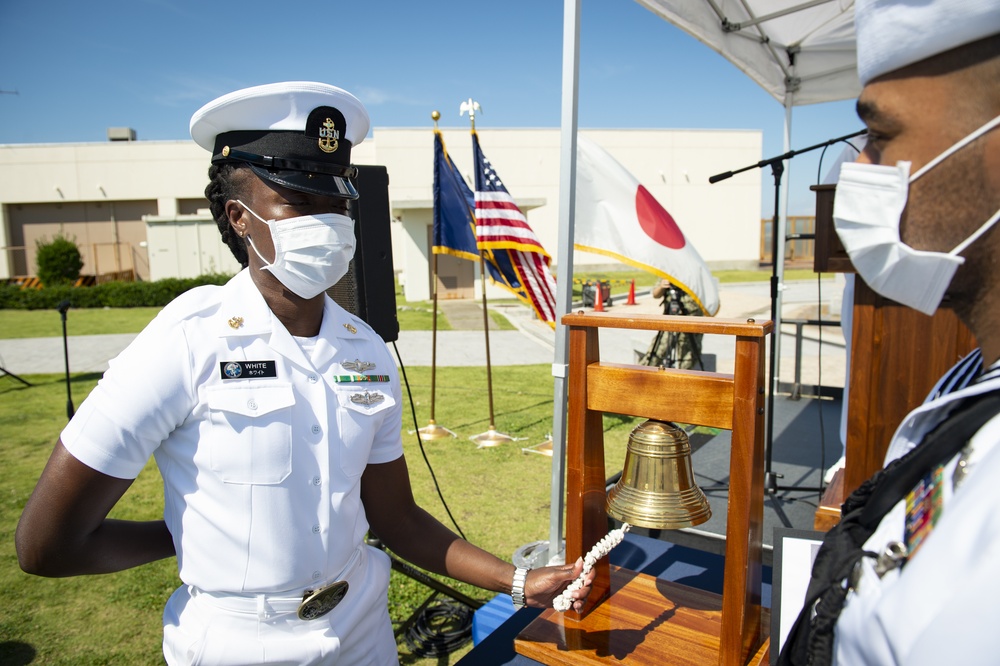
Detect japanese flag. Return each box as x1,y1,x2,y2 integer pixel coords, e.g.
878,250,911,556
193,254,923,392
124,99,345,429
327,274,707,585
574,135,719,316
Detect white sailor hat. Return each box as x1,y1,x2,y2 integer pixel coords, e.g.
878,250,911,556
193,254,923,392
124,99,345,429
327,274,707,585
190,81,370,199
856,0,1000,85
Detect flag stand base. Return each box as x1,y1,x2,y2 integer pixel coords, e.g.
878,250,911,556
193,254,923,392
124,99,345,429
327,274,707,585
521,435,553,457
470,426,515,448
417,420,457,441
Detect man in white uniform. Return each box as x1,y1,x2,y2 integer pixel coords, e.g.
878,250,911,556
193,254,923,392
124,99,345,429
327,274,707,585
15,82,593,665
779,2,1000,664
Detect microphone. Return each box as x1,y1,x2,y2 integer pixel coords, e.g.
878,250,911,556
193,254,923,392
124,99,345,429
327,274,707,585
708,128,867,185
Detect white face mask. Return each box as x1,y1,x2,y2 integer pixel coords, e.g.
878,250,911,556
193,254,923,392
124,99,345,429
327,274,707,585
238,200,356,300
833,115,1000,316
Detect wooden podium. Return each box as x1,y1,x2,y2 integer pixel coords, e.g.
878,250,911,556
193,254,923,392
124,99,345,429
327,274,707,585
515,312,771,666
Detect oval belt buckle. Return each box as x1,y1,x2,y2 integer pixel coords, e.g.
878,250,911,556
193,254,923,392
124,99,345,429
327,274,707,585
298,580,349,620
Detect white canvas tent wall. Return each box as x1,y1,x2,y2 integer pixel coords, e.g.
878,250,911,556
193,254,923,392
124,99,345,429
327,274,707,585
546,0,861,561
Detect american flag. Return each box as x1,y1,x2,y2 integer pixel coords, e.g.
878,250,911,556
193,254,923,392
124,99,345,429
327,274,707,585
472,131,558,327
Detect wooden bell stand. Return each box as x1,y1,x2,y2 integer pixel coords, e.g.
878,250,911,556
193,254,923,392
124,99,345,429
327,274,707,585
515,312,772,666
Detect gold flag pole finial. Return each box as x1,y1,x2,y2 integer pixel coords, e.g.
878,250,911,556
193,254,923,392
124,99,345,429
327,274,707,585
418,108,457,442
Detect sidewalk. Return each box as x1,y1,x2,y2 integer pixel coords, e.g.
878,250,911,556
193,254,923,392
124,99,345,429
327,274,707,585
0,281,847,387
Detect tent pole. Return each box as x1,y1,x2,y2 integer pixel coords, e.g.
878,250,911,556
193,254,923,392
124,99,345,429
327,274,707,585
546,0,581,566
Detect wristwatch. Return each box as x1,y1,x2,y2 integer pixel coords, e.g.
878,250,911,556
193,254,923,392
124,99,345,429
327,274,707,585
511,567,529,609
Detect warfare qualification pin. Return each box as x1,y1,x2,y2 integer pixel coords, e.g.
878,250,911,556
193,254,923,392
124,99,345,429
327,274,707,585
343,359,375,372
351,391,384,406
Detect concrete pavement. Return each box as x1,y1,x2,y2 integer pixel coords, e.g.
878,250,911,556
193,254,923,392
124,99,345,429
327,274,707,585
0,280,848,389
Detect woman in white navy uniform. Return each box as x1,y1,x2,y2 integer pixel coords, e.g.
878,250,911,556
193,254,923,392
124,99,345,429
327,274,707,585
15,82,593,665
777,2,1000,664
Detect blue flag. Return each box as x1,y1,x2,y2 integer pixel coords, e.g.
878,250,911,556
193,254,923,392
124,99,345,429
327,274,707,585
432,130,527,298
432,131,480,261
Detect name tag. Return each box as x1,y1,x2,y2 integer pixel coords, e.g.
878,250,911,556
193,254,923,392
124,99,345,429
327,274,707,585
220,360,278,380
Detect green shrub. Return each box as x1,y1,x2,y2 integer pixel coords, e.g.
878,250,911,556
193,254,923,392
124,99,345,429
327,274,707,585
35,235,84,287
0,273,233,310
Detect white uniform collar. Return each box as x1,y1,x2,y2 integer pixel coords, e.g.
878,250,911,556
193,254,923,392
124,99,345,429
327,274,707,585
884,356,1000,464
214,269,370,370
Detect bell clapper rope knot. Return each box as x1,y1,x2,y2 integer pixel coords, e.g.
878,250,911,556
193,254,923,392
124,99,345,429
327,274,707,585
552,523,631,612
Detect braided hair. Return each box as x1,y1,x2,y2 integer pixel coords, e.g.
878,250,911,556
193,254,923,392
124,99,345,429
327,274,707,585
204,163,251,268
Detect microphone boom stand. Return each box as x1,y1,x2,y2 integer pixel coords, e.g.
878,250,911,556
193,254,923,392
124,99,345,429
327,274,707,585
710,128,865,495
0,365,32,387
57,300,74,420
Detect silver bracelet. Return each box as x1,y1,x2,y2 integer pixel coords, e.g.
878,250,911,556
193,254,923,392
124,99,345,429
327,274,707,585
511,567,529,609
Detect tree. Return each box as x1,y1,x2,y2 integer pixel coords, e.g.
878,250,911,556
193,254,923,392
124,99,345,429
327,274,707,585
36,234,84,287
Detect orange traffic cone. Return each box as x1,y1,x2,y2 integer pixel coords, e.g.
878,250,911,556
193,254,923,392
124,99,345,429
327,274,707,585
593,284,604,312
626,279,637,306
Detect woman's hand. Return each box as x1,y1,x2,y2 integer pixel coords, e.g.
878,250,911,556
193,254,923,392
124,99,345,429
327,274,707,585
524,557,595,612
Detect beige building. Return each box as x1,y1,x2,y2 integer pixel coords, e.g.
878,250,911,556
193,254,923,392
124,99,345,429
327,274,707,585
0,127,761,301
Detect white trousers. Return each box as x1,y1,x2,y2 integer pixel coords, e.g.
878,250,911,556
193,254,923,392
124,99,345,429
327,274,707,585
162,546,397,666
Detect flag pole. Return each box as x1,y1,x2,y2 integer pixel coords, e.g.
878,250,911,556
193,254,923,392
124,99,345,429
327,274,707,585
463,99,513,448
419,111,457,441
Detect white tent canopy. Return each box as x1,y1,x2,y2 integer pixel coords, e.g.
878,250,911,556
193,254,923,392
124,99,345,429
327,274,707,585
546,0,862,562
637,0,860,107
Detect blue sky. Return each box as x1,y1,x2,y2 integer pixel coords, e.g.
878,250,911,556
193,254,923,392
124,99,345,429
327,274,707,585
0,0,860,216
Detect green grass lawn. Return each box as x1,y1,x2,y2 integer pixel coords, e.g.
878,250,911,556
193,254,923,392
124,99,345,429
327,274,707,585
0,301,454,340
0,307,162,339
3,267,789,662
0,366,642,665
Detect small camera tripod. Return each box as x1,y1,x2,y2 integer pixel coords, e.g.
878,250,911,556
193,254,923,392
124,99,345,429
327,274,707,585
640,288,705,370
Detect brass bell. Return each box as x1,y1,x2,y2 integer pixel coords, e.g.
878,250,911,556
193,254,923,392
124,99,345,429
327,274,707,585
606,419,712,529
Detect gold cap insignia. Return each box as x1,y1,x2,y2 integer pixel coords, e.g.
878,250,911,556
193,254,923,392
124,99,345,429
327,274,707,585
228,316,244,329
318,118,340,153
343,323,357,334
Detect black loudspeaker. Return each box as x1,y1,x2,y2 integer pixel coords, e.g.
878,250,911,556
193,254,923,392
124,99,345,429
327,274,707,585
326,165,399,342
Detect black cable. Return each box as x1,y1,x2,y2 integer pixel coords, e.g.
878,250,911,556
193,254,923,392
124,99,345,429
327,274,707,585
816,137,864,184
390,340,467,541
816,136,863,499
816,271,826,504
811,136,864,500
401,599,474,657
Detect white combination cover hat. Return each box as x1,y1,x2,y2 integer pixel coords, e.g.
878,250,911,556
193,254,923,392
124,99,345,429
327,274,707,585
189,82,370,199
856,0,1000,85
